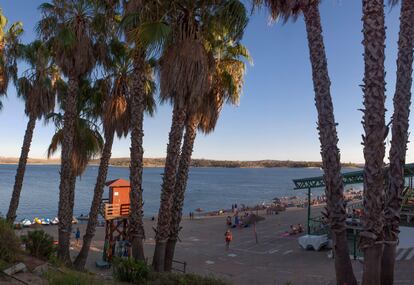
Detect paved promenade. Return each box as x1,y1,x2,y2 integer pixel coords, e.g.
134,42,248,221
16,208,414,284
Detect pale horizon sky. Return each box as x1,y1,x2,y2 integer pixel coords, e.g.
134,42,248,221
0,1,411,164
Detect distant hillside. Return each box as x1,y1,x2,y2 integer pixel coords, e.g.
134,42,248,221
0,157,60,165
0,156,361,168
93,157,361,168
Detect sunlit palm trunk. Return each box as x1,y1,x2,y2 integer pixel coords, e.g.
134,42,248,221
57,77,78,264
73,129,114,270
164,116,198,271
360,0,387,284
381,1,414,284
6,115,36,223
302,4,357,285
153,103,186,272
129,55,147,261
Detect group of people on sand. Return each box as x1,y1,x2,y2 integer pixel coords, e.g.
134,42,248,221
287,224,304,235
223,205,250,250
226,212,251,229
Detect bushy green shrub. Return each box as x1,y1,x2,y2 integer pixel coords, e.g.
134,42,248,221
45,269,102,285
113,257,150,284
0,218,20,262
148,272,230,285
21,230,56,260
0,259,9,271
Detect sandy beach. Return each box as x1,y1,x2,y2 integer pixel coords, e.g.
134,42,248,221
14,207,414,285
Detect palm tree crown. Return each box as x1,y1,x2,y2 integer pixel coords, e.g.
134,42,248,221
16,41,57,119
0,7,23,106
47,79,104,176
37,0,108,78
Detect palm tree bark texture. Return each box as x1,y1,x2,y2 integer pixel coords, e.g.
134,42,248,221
302,3,357,285
360,0,387,284
381,0,414,284
74,129,115,270
164,116,198,271
129,54,147,262
152,103,187,272
6,114,37,223
57,77,79,263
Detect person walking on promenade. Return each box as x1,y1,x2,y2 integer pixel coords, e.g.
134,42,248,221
225,229,233,250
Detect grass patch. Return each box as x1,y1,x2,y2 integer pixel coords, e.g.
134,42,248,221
0,218,21,263
112,257,229,285
148,272,230,285
45,268,103,285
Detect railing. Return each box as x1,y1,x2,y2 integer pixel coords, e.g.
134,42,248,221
104,203,130,220
171,260,187,273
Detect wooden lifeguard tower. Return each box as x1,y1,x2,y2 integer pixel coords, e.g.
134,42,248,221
102,179,132,261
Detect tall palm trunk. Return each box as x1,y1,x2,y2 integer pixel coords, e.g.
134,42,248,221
57,77,79,263
164,116,198,271
302,4,357,285
129,54,147,262
381,1,414,284
360,0,387,284
6,114,36,223
152,103,186,272
0,42,6,95
68,171,77,224
73,129,115,270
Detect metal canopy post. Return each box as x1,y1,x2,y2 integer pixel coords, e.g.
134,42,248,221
307,187,311,234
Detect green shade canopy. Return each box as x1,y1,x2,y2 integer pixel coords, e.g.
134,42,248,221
292,163,414,190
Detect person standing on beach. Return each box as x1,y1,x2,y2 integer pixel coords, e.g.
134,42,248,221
75,227,81,246
225,230,232,250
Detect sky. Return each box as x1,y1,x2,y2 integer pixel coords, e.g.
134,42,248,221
0,0,410,164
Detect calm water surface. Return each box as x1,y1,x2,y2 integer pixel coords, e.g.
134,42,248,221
0,165,360,220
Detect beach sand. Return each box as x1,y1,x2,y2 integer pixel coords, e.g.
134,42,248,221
15,207,414,285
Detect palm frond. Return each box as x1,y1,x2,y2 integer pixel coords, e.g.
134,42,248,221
252,0,304,23
128,21,171,56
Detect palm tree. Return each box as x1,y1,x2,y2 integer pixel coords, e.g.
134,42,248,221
359,1,387,284
151,0,248,271
73,40,156,270
0,7,23,108
381,0,414,284
152,0,250,271
253,1,356,284
47,79,104,220
6,41,58,223
164,38,250,271
37,0,106,262
154,9,211,272
121,0,169,262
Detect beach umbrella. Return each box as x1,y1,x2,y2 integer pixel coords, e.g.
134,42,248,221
243,214,265,244
273,197,281,203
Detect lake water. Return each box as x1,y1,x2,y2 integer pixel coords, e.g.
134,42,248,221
0,165,360,220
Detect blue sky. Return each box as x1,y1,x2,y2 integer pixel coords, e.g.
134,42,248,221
0,0,409,163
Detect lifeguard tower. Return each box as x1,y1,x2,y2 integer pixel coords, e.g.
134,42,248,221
101,179,132,261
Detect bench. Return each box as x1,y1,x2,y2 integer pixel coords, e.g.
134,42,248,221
95,260,111,269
